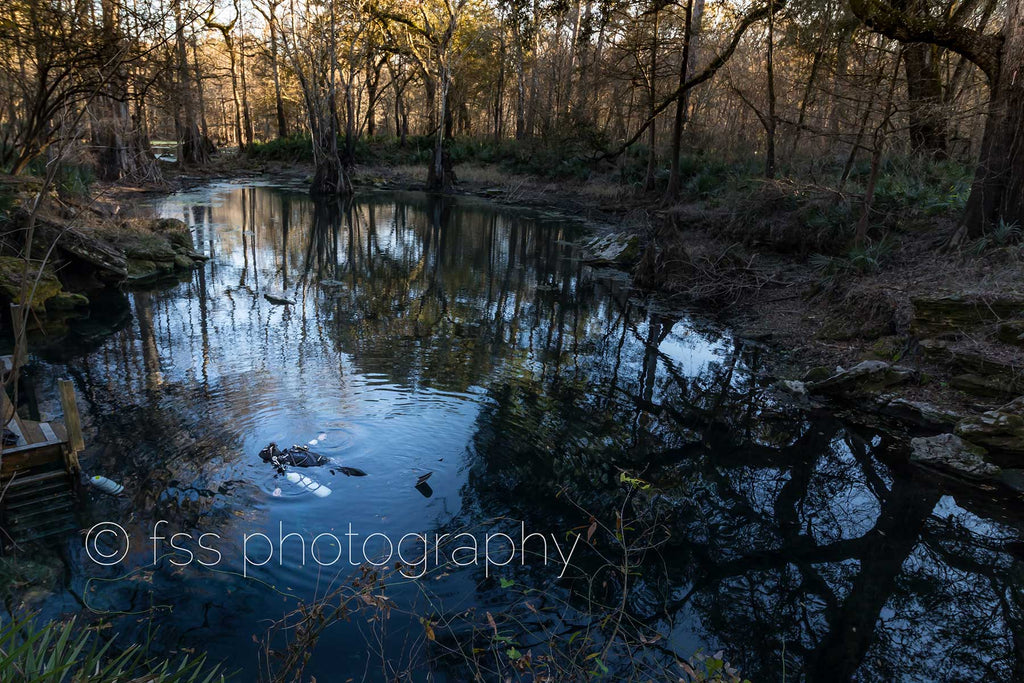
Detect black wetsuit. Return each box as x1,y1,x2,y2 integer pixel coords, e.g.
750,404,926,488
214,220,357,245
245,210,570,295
259,443,329,472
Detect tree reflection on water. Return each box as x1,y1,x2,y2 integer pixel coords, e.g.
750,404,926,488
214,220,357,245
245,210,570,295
31,185,1024,681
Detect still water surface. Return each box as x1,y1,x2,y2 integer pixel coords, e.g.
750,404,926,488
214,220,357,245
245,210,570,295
23,181,1024,681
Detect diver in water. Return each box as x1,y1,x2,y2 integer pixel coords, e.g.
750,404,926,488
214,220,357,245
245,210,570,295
259,442,366,476
259,442,329,472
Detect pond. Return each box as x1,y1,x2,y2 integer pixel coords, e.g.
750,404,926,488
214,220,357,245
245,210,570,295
17,181,1024,681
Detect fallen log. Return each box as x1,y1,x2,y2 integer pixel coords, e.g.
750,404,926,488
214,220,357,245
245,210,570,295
13,208,128,280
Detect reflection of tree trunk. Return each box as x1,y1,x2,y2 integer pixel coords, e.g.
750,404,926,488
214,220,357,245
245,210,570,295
640,314,670,405
281,194,290,289
134,291,163,389
805,478,940,682
197,257,211,386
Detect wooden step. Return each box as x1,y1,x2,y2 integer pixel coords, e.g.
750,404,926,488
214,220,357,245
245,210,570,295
6,501,75,525
4,490,74,511
9,519,79,544
3,467,68,487
3,471,72,503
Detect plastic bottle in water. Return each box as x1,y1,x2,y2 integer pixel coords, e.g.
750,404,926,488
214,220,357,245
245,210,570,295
284,471,332,498
90,475,124,495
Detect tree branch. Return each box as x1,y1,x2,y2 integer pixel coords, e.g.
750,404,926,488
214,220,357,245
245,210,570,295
600,0,786,160
849,0,1002,81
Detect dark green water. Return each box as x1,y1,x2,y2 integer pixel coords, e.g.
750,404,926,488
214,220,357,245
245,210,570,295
17,181,1024,681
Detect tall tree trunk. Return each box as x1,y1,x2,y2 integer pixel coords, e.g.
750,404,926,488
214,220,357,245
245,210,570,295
663,0,694,201
788,43,824,159
261,0,288,138
526,0,541,136
513,19,527,139
643,5,659,192
238,13,254,148
310,0,351,196
903,43,947,157
427,69,454,192
224,33,244,148
91,0,159,182
494,20,506,142
764,0,777,179
963,1,1024,237
174,0,209,166
191,39,210,141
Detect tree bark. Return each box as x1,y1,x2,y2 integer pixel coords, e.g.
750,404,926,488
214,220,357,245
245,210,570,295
765,0,777,179
174,0,209,166
663,0,694,200
850,0,1024,238
903,42,947,156
962,0,1024,236
643,4,660,192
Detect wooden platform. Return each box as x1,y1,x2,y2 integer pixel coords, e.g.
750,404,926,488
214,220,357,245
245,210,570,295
0,356,84,547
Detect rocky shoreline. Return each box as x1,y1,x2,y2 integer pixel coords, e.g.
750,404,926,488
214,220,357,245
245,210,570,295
0,178,209,338
575,228,1024,497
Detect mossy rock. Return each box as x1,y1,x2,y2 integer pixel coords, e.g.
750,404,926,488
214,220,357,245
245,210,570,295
807,360,916,398
47,292,89,310
121,233,176,261
151,218,194,251
0,256,62,309
956,397,1024,454
126,259,160,281
173,254,197,270
911,295,1024,337
106,218,179,261
802,366,835,383
864,336,906,361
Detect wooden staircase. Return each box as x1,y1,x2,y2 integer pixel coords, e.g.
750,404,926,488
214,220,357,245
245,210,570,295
0,355,85,549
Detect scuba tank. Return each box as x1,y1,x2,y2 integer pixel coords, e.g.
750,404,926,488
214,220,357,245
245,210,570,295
90,475,124,495
284,471,332,498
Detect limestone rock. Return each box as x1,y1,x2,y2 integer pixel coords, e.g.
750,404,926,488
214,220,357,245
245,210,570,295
802,366,836,383
950,373,1022,400
910,434,999,480
776,379,807,396
47,292,89,310
875,396,961,428
126,259,159,281
807,360,916,398
580,233,639,266
173,254,197,270
911,295,1024,337
150,218,194,251
956,397,1024,454
0,257,62,309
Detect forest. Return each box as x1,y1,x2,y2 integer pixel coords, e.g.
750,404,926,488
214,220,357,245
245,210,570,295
0,0,1019,224
3,0,1024,681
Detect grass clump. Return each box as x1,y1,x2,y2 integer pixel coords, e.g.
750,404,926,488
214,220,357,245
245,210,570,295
0,615,224,682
